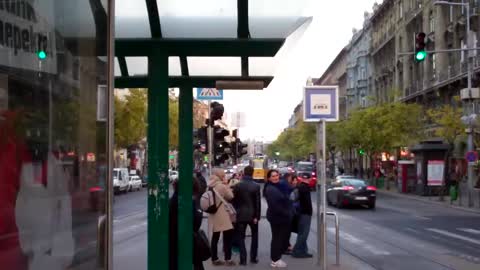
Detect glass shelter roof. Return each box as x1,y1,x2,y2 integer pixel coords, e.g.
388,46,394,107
112,0,312,88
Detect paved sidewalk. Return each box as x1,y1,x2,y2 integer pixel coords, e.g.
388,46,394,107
203,219,375,270
377,185,480,214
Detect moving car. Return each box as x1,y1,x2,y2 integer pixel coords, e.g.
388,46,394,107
113,168,130,194
295,161,317,190
327,178,376,209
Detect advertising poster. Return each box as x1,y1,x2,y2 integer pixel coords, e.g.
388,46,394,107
427,160,444,186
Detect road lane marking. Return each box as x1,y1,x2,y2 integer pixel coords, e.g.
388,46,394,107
327,227,391,256
457,228,480,235
427,228,480,245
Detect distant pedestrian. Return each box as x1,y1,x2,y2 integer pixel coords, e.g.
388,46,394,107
232,166,261,265
196,171,207,196
291,176,313,258
200,168,236,266
264,169,294,268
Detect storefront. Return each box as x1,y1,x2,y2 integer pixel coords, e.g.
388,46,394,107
0,1,112,269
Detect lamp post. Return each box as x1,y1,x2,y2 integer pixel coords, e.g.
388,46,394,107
435,1,475,206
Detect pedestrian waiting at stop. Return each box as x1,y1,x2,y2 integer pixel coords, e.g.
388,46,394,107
264,169,294,268
290,175,313,258
232,166,261,265
200,168,236,266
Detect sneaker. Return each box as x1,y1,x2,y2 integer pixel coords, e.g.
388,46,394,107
212,260,225,266
270,260,287,268
225,260,236,266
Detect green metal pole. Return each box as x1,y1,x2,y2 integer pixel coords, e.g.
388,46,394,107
147,49,169,270
178,85,193,270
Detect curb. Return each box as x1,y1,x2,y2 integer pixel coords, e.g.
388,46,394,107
377,189,480,215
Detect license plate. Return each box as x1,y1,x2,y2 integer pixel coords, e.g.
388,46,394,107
355,196,368,200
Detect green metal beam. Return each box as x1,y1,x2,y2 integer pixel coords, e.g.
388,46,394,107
147,50,169,270
115,38,284,57
178,85,193,270
238,0,250,76
118,57,129,77
145,0,162,37
180,56,189,76
115,75,274,88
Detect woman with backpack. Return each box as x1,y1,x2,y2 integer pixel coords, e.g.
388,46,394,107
200,168,235,266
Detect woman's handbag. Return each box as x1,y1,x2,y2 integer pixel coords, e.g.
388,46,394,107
193,229,211,261
213,189,237,223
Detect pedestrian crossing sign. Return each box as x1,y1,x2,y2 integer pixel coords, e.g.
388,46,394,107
196,88,224,100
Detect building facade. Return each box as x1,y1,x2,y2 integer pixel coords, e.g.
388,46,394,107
315,48,349,119
346,12,374,112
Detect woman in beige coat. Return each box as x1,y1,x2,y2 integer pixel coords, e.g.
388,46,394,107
201,169,235,266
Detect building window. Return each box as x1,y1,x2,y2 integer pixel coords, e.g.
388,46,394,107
360,68,366,80
399,1,403,18
449,6,453,22
429,11,435,33
432,54,436,79
461,39,466,62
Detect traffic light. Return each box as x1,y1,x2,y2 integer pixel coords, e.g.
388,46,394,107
415,32,427,62
213,126,230,166
195,126,208,153
236,138,248,158
359,149,365,156
209,102,224,126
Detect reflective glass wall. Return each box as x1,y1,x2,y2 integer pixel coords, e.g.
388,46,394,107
0,1,110,269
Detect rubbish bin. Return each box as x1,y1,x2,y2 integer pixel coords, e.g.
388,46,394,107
449,185,458,201
377,176,385,189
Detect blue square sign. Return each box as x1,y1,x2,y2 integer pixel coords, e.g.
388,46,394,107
303,86,339,122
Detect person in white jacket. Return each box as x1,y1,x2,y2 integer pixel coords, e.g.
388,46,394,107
16,151,74,270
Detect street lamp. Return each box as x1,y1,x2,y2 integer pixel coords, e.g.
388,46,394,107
435,1,475,206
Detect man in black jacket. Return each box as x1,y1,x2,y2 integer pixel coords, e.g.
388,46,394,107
291,178,313,258
232,166,261,265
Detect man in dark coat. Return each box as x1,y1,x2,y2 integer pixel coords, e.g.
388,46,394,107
232,166,261,265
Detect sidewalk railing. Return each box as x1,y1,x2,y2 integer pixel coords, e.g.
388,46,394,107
326,212,340,265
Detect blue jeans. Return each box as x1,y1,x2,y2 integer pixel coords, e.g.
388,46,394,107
292,214,312,256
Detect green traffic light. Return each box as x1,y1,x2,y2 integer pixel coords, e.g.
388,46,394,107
359,149,365,156
415,50,426,61
37,50,47,60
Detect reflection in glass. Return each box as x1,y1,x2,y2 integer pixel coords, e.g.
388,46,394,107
0,1,109,269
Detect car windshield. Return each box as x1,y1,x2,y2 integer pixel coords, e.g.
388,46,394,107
113,170,119,179
296,164,314,171
343,180,367,187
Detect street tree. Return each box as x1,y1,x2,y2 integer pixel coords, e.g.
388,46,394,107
114,88,147,149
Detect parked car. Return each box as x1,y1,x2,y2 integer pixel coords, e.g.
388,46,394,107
295,161,317,190
113,168,130,194
327,178,376,209
129,175,143,191
335,174,356,181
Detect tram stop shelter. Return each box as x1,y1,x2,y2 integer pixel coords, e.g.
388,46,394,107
113,1,312,269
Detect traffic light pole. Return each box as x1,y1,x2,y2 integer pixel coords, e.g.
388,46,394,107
316,120,327,270
208,100,213,176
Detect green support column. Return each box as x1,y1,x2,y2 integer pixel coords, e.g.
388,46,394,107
178,85,193,270
147,49,169,270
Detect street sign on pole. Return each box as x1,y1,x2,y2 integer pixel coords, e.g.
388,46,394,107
465,151,478,164
196,88,224,100
303,86,339,122
303,85,339,270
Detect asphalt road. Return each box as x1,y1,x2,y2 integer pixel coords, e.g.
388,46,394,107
111,187,480,270
312,191,480,270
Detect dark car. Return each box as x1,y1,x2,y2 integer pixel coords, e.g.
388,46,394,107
295,161,317,190
327,179,376,209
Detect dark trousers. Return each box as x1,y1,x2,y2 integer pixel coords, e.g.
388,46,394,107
211,229,234,261
193,261,205,270
269,222,291,262
235,222,259,263
292,214,312,256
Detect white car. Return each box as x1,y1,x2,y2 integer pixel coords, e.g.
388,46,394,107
169,170,179,183
113,168,130,194
129,175,143,191
335,175,356,181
